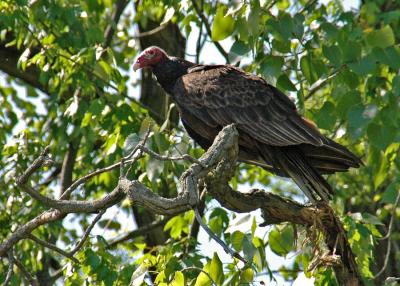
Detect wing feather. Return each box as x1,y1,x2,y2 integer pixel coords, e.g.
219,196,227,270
174,65,325,147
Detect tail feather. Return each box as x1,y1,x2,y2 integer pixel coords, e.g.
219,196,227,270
301,138,363,169
259,144,333,202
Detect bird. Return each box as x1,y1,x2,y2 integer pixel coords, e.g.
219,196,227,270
133,46,362,203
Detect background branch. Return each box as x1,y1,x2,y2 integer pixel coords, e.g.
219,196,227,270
190,0,230,63
14,256,39,286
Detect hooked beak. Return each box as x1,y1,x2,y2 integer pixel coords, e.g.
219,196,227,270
133,62,141,71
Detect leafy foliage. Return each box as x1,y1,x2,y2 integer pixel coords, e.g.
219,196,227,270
0,0,399,285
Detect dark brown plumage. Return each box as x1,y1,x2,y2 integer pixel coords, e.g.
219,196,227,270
133,46,362,202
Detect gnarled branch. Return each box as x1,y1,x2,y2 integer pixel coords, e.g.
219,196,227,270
2,125,364,286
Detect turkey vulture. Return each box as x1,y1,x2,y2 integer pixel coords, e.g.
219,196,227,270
133,46,362,202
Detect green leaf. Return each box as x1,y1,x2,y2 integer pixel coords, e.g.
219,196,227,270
267,13,294,41
300,55,318,84
348,55,376,76
17,48,30,71
94,60,112,82
372,46,400,70
228,41,250,63
382,181,399,204
251,217,257,237
139,117,154,136
164,215,186,239
230,231,244,252
322,45,342,66
194,262,211,286
210,253,224,285
124,133,141,155
129,264,147,286
366,25,395,49
261,56,284,79
272,39,291,53
268,226,294,256
155,271,167,284
348,104,376,139
170,271,185,286
336,91,362,119
392,75,400,96
340,41,361,62
321,22,338,39
85,249,101,270
88,99,105,115
313,101,336,130
240,267,254,283
277,74,297,91
242,234,256,262
292,14,305,38
247,1,260,36
209,216,223,236
211,6,235,41
367,122,395,151
104,133,119,155
81,112,93,127
362,213,384,226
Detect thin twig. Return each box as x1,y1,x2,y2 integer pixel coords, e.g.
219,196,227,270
379,190,400,241
373,240,392,279
137,145,205,167
61,131,152,200
305,65,345,100
15,146,50,186
69,209,106,255
108,217,170,248
132,24,168,39
13,256,39,286
104,0,130,47
124,127,152,176
190,0,230,63
194,208,247,264
60,162,122,199
4,251,14,286
373,190,400,279
26,234,79,263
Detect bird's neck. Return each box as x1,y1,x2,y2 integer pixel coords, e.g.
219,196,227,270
152,57,196,94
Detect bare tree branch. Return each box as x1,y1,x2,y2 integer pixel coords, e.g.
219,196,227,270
305,65,345,100
137,145,205,166
15,146,51,186
4,251,14,286
3,125,365,285
0,210,64,257
132,25,168,39
108,217,170,248
26,234,79,264
13,256,39,286
18,182,125,213
104,0,130,47
59,132,81,197
69,209,106,255
373,190,400,279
